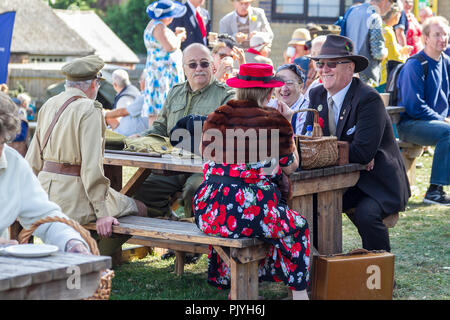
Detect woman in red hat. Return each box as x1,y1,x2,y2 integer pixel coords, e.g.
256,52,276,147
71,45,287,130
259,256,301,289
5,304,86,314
193,63,310,300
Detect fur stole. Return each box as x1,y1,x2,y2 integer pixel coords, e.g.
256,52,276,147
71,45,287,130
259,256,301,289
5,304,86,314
202,99,295,164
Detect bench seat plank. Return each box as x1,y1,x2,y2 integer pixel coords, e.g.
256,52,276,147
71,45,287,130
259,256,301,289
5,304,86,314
84,216,263,249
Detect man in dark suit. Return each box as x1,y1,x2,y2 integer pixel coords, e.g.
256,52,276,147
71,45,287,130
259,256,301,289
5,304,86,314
303,35,410,251
169,0,211,50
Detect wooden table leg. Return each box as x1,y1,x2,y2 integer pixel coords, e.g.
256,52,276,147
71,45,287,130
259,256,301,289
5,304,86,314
213,245,268,300
121,168,152,196
316,190,343,255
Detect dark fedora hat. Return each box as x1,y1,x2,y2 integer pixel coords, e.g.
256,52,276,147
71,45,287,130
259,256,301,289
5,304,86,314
310,34,369,73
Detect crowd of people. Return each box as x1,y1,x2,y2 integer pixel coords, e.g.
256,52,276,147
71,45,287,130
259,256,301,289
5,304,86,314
0,0,448,300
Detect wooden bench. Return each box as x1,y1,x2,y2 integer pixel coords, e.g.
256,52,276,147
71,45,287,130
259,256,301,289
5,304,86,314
84,215,268,300
397,140,424,186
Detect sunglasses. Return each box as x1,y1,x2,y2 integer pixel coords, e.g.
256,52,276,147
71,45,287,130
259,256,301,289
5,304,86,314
316,61,352,69
185,61,211,69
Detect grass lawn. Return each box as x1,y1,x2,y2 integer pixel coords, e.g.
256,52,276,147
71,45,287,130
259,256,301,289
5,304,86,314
110,152,449,300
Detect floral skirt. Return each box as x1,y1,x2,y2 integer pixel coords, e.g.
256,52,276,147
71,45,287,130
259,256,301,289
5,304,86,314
193,162,310,291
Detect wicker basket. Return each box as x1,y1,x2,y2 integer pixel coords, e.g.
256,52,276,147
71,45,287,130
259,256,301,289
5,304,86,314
294,108,339,169
18,216,114,300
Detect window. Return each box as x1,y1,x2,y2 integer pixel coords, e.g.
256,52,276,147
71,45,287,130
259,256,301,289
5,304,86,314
271,0,353,23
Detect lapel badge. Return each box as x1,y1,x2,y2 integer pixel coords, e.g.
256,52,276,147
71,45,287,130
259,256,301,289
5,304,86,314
317,104,323,112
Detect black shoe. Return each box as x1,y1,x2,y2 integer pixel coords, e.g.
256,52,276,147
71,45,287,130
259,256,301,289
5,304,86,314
185,253,201,264
423,185,450,206
161,250,175,260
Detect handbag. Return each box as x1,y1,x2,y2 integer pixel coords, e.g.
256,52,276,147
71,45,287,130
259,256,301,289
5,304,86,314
294,108,339,169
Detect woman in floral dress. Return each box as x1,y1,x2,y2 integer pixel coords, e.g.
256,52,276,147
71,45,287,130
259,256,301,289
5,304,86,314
193,63,310,300
143,0,187,119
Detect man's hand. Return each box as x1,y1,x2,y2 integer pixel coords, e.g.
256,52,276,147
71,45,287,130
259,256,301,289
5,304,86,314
65,239,90,254
366,159,375,171
96,216,119,238
235,32,247,44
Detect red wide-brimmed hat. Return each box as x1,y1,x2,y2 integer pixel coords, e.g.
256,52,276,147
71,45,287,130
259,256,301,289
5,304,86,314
226,63,285,88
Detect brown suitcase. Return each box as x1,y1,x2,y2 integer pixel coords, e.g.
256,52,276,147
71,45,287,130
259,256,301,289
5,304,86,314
311,248,395,300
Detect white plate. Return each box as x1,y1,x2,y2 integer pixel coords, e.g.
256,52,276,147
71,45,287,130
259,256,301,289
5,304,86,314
3,244,59,258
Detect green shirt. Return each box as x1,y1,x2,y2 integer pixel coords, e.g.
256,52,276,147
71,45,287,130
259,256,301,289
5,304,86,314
142,79,236,137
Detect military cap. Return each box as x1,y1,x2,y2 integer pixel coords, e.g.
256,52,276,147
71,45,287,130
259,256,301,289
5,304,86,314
62,55,105,81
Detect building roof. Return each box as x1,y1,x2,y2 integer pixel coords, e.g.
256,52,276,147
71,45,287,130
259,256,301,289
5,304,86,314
54,9,139,64
0,0,94,56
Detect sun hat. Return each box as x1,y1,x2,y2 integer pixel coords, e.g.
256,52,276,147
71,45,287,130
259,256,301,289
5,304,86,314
249,32,271,51
308,34,369,73
288,28,311,46
146,0,187,20
226,63,285,88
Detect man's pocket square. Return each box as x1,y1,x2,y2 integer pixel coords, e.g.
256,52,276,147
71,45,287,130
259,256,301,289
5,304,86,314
346,126,356,135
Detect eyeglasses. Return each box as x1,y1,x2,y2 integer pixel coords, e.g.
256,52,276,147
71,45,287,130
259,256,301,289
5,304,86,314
282,80,301,87
185,61,211,69
316,61,352,69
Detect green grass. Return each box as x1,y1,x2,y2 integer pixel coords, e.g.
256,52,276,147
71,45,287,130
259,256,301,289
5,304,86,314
111,153,449,300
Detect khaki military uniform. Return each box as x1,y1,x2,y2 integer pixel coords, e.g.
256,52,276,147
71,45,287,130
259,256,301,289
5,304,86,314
26,87,137,225
135,79,235,218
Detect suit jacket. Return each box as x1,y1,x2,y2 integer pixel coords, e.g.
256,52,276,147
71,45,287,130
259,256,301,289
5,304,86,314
303,77,410,214
169,3,210,50
219,7,273,43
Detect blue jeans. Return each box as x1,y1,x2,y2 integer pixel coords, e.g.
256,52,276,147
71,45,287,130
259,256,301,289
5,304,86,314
397,119,450,186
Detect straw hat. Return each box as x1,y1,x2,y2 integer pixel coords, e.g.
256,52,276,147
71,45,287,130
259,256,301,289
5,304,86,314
288,28,311,46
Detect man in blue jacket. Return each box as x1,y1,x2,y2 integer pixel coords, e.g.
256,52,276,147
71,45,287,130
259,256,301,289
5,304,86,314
397,16,450,206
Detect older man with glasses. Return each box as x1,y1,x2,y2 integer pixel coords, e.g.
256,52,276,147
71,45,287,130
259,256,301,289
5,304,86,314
134,43,235,221
303,35,410,252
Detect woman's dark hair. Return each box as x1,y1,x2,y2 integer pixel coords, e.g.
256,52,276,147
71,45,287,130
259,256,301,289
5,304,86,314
217,33,237,49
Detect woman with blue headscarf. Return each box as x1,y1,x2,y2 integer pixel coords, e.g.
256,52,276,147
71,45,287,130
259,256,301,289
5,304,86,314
143,0,187,121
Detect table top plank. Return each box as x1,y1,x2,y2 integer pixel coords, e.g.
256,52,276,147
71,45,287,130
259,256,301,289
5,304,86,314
104,151,365,181
0,252,110,291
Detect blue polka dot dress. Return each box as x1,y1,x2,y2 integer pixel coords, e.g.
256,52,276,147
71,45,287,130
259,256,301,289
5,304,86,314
143,20,184,116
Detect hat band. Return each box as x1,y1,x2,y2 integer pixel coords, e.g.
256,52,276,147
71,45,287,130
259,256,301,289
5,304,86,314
149,2,175,18
237,74,275,83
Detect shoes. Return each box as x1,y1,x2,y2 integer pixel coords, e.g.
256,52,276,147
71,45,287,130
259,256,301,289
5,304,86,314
161,250,201,264
161,250,175,260
185,253,201,264
423,185,450,206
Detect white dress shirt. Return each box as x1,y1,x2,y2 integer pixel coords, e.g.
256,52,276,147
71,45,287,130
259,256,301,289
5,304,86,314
0,145,87,250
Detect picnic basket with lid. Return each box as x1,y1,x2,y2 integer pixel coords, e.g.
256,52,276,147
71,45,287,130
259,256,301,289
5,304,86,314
18,216,114,300
294,108,339,169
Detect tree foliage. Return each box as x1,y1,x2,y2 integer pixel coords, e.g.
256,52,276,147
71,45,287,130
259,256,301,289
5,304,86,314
101,0,155,55
47,0,98,10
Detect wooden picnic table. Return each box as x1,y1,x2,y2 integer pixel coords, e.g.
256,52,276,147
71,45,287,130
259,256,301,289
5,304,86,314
104,150,365,255
0,249,110,300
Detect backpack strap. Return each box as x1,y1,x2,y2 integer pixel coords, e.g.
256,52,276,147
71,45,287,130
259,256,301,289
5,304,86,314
409,53,428,80
40,96,83,159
